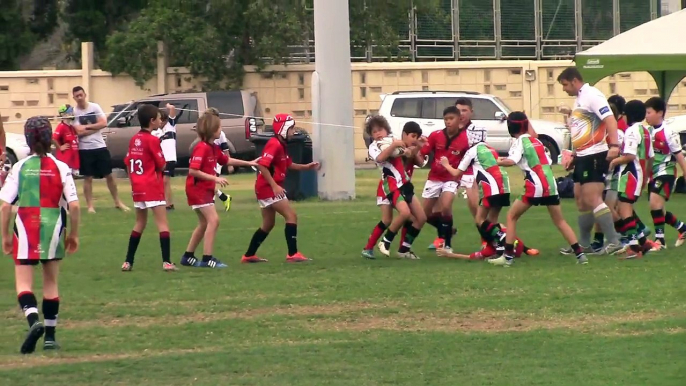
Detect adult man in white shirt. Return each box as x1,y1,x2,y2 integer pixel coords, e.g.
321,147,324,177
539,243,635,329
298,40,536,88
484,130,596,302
72,86,129,213
557,67,622,255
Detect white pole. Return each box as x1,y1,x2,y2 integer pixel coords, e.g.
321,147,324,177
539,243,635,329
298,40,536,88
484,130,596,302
312,0,356,201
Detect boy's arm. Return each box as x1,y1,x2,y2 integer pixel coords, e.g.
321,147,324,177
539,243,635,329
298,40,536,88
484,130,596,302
151,140,166,171
370,140,405,163
675,153,686,176
256,165,281,190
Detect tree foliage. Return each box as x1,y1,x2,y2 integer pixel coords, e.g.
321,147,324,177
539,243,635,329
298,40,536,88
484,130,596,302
29,0,59,39
0,0,36,70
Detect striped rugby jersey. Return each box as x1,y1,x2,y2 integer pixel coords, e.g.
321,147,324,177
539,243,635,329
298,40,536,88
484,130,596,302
0,155,78,260
458,142,510,198
507,134,557,198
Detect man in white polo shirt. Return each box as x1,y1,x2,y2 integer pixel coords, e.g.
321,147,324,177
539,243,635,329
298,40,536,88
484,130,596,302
557,67,622,255
72,86,129,213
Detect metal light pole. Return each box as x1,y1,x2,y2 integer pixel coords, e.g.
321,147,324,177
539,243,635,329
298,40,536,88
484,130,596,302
311,0,356,201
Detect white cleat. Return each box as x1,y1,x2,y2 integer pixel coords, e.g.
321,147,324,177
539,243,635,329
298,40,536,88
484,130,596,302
675,234,685,247
488,255,513,267
397,251,420,260
377,241,391,257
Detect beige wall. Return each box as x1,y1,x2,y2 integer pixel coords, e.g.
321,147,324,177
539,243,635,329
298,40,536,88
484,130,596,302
2,43,686,162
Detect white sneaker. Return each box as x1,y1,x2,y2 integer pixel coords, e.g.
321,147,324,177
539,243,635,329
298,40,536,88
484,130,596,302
397,251,420,260
377,241,391,257
488,256,513,267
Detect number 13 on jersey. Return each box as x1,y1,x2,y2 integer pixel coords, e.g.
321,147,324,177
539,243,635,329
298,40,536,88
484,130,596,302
129,159,144,175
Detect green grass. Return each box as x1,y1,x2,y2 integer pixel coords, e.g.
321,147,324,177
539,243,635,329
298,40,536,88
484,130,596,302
1,167,686,385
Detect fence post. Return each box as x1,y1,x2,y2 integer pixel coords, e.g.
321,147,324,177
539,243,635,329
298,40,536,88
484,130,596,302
80,42,94,97
157,41,168,94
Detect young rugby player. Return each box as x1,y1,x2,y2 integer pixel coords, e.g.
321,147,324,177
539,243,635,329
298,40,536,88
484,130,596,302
490,112,587,266
157,104,177,210
644,96,686,249
1,117,80,353
241,114,320,263
419,106,469,251
122,104,177,272
214,129,232,211
367,121,426,259
52,105,80,176
608,100,656,259
436,227,538,261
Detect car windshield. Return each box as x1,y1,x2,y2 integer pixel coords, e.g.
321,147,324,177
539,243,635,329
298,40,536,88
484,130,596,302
493,97,512,114
107,103,131,124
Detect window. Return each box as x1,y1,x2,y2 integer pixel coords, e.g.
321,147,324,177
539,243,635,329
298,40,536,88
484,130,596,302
127,99,199,127
470,98,503,120
206,91,245,117
390,98,421,118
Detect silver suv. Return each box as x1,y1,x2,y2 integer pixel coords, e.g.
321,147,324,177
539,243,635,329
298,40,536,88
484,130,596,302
375,91,571,163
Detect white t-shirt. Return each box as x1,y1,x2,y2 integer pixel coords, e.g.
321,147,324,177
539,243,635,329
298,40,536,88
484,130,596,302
159,116,177,162
74,102,107,150
214,131,228,174
569,83,614,157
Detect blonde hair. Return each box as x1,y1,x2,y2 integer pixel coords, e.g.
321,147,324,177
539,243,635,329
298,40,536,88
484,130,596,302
197,109,221,143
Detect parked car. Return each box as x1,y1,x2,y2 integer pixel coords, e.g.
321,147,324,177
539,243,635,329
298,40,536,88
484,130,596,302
5,132,31,169
104,90,266,168
370,91,571,163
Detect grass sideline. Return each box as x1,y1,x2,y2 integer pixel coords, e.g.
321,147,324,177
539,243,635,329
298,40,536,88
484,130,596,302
1,167,686,386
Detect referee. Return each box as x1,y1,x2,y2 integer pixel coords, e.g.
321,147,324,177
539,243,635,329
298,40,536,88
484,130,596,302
557,67,623,255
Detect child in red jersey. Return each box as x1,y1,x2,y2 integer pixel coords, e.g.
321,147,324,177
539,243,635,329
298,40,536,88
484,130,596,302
436,227,539,260
362,119,425,259
52,105,80,175
241,114,320,263
121,104,176,272
420,106,470,252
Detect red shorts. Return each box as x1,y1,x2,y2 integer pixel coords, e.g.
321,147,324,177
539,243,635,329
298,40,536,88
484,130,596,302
186,187,214,206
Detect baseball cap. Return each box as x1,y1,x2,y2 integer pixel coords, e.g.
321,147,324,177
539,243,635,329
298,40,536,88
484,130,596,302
24,116,53,149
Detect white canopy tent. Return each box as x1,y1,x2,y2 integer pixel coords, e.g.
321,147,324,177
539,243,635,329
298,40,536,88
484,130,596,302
575,9,686,101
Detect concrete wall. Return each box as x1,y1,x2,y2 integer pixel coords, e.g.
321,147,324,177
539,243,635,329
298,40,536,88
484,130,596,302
2,43,686,162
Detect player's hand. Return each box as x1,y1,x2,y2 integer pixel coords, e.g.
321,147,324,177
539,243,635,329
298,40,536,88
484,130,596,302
417,136,428,146
439,156,450,167
562,155,574,171
215,176,229,187
166,103,174,110
2,234,11,255
607,146,620,160
391,140,406,149
307,162,321,170
60,143,70,151
65,235,79,254
435,248,450,257
272,185,286,198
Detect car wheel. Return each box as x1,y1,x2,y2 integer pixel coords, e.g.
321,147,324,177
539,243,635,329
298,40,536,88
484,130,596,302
539,137,559,165
4,150,17,171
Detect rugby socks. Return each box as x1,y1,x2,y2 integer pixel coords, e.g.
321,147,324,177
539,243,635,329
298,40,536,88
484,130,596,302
159,231,171,263
441,216,454,248
382,230,397,250
365,221,387,250
42,297,59,341
634,211,647,235
426,214,441,230
665,211,686,232
504,243,515,261
593,204,620,244
202,255,213,263
593,232,604,245
651,209,666,244
399,224,421,253
577,211,595,246
398,221,412,250
621,216,641,253
182,251,198,265
285,223,298,255
245,228,270,257
125,231,142,265
18,292,39,327
216,190,229,202
614,219,624,235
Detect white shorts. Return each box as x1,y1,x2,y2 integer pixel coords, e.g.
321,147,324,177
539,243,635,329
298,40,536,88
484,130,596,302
191,203,214,210
133,201,166,210
421,180,459,199
460,174,475,189
376,197,391,206
258,195,287,208
72,169,80,177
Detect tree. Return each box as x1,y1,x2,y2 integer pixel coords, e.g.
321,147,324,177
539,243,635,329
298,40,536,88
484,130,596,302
29,0,59,39
0,0,36,70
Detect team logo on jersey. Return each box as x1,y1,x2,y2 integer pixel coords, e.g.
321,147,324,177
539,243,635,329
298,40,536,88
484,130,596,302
134,138,142,147
451,150,461,155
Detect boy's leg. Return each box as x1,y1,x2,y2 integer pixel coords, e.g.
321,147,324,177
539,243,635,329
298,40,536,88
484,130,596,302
243,207,275,262
438,183,458,249
41,261,60,349
164,176,174,209
215,172,232,212
616,199,647,259
398,196,427,257
363,203,392,258
546,200,587,264
197,206,227,268
272,199,310,262
489,199,530,266
151,205,176,270
123,208,148,270
15,264,44,354
182,209,208,266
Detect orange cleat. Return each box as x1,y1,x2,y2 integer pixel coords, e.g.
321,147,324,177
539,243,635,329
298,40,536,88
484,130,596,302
432,238,445,249
241,255,269,263
525,248,540,256
286,252,312,263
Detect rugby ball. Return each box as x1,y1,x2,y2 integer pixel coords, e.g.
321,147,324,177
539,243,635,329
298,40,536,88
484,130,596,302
377,137,404,158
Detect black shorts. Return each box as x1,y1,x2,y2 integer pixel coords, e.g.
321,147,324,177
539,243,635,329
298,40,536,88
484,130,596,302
387,182,415,208
572,151,608,185
164,161,177,177
481,193,510,208
521,195,560,206
79,148,112,179
648,175,676,201
15,258,62,266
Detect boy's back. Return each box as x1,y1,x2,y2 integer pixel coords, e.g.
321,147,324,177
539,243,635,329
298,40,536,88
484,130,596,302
126,130,166,203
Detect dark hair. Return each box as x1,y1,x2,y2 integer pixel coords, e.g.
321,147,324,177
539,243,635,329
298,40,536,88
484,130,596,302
33,140,50,156
137,104,160,129
443,105,460,117
557,67,583,83
645,96,666,114
454,98,472,109
160,110,169,122
402,121,422,136
507,111,529,137
609,103,620,120
72,86,85,94
607,95,626,115
624,100,646,126
364,115,391,137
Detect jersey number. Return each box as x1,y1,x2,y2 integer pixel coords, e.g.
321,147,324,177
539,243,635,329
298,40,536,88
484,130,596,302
129,159,144,175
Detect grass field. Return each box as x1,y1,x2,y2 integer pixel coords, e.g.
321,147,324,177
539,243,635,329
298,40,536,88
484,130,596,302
1,167,686,386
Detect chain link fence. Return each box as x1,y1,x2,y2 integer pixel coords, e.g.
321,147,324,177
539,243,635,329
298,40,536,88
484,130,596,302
287,0,660,63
